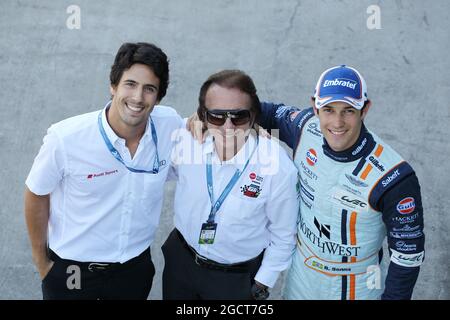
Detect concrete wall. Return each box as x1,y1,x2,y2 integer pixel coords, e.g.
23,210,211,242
0,0,448,299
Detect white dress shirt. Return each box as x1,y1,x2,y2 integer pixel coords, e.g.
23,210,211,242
170,129,299,287
26,103,183,263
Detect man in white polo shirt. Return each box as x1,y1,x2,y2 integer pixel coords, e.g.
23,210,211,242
24,42,182,299
163,70,298,300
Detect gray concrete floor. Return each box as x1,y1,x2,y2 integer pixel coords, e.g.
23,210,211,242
0,0,449,299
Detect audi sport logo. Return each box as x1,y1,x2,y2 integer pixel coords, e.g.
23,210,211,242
396,197,416,214
306,149,318,166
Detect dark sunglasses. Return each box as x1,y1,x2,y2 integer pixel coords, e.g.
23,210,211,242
205,109,252,126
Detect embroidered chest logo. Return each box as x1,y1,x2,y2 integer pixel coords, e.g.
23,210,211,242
396,197,416,214
240,172,263,198
306,148,318,166
87,169,118,179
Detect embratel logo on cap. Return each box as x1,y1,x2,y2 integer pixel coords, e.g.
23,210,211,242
396,197,416,214
306,149,318,166
314,65,367,110
323,78,357,90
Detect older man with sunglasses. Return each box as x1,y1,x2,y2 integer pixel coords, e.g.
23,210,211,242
162,70,298,300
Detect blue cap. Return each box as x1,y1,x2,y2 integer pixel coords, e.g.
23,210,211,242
314,65,368,110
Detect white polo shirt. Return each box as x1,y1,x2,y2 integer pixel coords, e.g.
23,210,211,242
170,129,299,287
26,103,183,263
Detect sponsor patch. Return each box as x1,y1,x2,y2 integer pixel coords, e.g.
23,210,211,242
275,106,290,119
240,184,261,198
395,241,418,252
345,173,369,188
307,122,322,137
341,183,363,196
314,217,330,239
87,169,119,179
390,249,424,267
393,224,420,232
323,78,357,90
299,215,360,257
299,174,315,193
331,187,368,212
381,169,401,188
300,161,318,181
392,212,419,225
390,224,423,239
301,184,315,202
306,149,318,166
290,111,300,121
352,138,367,156
390,230,423,239
300,193,313,209
367,155,385,172
397,197,416,214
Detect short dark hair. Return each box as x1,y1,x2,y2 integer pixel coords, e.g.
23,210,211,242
311,97,370,115
110,42,169,101
197,70,261,123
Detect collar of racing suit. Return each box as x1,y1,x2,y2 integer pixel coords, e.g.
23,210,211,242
322,123,376,162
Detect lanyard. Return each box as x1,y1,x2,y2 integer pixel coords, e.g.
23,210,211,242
206,135,259,223
97,102,160,174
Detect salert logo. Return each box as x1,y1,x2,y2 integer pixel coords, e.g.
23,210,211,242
381,169,400,187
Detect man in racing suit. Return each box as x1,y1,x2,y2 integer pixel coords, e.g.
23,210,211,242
259,65,425,300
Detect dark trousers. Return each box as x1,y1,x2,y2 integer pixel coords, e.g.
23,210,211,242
162,228,263,300
42,247,155,300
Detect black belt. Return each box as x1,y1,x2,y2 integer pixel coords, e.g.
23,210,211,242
48,247,150,273
175,229,263,273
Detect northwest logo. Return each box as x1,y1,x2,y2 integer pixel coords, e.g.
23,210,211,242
306,149,318,166
396,197,416,214
314,217,330,239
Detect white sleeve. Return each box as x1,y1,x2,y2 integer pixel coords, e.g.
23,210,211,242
254,161,299,288
25,127,66,195
166,121,185,182
166,115,200,182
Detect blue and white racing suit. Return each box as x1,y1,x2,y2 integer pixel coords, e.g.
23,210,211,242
260,103,425,300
